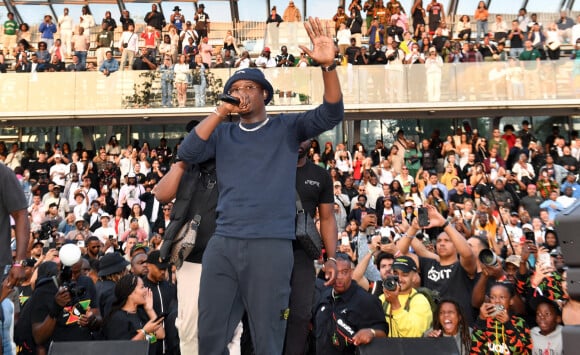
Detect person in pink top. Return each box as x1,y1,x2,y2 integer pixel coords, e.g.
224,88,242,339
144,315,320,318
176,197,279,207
199,36,213,67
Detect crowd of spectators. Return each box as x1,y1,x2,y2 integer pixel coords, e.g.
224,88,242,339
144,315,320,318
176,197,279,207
1,116,580,353
1,137,181,354
305,120,579,353
335,1,580,68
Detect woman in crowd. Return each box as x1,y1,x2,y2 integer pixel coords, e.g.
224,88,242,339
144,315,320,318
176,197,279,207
441,135,456,158
407,183,424,207
474,1,489,42
411,0,425,33
167,26,180,63
321,141,334,167
425,299,472,355
104,274,165,355
542,229,561,255
223,30,237,56
404,141,422,179
297,51,310,67
159,34,177,64
456,15,472,41
389,180,405,205
457,134,472,169
128,203,150,237
174,54,190,108
388,144,404,176
474,137,489,162
105,136,121,160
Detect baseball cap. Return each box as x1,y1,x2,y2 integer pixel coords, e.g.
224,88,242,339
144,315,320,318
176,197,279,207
392,256,417,273
505,255,521,267
131,243,149,256
146,250,169,269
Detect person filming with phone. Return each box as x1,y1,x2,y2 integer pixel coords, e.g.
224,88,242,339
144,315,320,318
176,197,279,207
397,205,477,323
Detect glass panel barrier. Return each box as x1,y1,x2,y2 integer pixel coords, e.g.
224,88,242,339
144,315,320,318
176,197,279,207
0,59,577,115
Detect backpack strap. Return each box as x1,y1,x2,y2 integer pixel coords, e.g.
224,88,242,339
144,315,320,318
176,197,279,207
403,288,419,312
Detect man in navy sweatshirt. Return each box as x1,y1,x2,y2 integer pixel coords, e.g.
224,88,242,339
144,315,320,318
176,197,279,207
177,17,343,355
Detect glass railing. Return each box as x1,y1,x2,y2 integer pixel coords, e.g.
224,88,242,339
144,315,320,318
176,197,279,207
0,59,578,115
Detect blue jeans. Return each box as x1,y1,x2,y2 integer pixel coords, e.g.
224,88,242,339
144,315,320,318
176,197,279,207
1,298,15,355
476,20,488,42
193,84,206,107
161,80,173,107
75,51,87,67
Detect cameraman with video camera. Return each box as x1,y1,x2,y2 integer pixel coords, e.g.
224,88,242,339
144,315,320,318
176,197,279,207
16,259,100,354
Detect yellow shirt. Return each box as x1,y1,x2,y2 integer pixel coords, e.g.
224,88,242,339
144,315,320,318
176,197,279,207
379,289,433,337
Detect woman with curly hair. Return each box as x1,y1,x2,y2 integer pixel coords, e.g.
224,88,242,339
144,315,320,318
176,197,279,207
425,299,472,355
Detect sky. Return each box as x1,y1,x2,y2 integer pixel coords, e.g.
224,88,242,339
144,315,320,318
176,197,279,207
1,0,572,27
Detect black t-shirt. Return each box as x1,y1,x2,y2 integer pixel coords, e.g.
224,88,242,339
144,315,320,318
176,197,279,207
30,276,96,345
29,160,50,180
519,195,543,218
419,257,475,323
508,30,524,48
449,191,467,205
345,46,360,65
296,160,334,218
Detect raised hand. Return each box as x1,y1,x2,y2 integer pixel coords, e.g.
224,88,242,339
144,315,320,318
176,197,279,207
300,17,336,67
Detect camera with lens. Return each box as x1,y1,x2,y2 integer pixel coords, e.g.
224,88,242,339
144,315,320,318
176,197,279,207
383,275,399,291
478,248,499,267
63,281,87,301
38,220,58,240
59,266,87,303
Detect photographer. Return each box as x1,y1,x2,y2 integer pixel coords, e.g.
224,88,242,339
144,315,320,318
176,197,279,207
380,256,432,337
17,260,100,354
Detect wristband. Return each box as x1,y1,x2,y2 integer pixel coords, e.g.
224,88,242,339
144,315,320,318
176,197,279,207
320,62,337,72
441,220,450,229
327,257,337,264
496,275,507,282
369,328,376,337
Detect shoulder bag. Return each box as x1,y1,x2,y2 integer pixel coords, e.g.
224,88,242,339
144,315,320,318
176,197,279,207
295,191,323,260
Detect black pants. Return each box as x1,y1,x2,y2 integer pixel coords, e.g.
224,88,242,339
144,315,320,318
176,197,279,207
283,248,316,355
